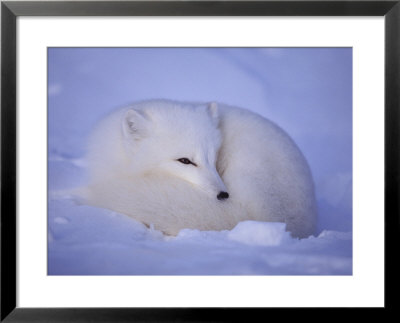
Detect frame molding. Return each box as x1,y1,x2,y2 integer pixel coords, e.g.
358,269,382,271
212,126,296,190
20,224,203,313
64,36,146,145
1,1,399,321
1,0,398,16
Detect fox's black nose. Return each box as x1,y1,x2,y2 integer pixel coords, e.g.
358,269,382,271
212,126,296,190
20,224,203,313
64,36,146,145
217,191,229,200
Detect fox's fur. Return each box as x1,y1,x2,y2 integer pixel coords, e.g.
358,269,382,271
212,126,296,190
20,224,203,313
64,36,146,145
80,100,317,238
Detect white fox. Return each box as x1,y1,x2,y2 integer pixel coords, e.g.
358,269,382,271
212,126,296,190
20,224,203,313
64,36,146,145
80,100,317,238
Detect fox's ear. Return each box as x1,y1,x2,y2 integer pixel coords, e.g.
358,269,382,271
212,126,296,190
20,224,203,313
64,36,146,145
207,102,219,125
122,108,149,140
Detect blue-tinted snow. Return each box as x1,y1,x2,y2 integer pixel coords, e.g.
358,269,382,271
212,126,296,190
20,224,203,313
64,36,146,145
48,48,352,275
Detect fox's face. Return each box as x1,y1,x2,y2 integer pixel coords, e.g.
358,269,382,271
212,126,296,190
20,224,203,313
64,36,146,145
121,101,229,200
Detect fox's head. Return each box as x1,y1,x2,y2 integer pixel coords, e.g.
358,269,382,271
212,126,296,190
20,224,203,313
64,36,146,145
121,101,229,200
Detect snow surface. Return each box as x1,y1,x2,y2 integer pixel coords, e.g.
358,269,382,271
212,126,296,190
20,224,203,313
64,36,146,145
48,48,352,275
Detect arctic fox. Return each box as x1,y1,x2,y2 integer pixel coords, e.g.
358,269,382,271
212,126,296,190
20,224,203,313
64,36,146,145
81,100,317,238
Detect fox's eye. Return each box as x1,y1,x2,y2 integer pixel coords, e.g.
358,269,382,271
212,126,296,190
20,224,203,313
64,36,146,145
177,158,197,166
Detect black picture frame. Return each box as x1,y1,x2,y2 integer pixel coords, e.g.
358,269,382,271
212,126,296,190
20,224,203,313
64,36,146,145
1,0,399,321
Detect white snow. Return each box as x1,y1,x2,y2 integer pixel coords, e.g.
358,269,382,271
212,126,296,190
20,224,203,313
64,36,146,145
48,186,352,275
227,221,292,246
48,48,352,275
